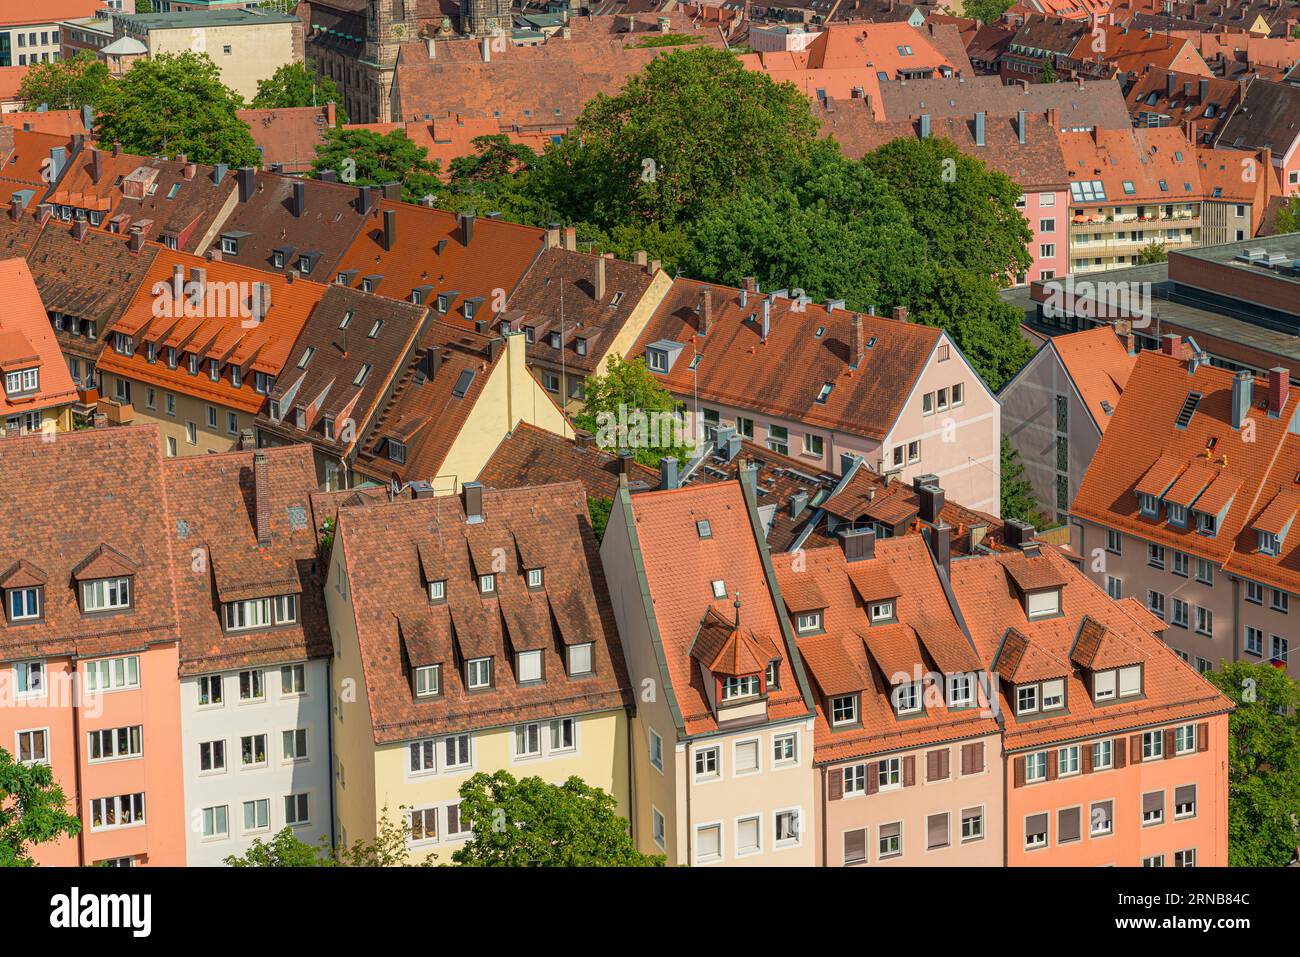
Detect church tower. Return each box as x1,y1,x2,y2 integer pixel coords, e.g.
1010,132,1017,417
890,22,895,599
362,0,419,123
460,0,513,39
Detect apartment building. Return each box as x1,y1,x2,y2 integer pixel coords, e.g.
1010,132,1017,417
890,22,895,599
1,1,103,67
999,325,1136,524
1072,343,1300,679
168,444,334,866
348,323,570,493
600,476,819,866
255,285,429,490
773,532,1004,866
1061,126,1205,274
322,480,633,863
23,219,158,398
950,539,1233,866
94,250,327,456
0,257,79,436
507,241,672,413
0,426,186,867
633,280,1002,515
1215,78,1300,197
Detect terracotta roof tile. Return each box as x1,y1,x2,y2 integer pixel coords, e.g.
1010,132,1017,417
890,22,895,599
479,421,660,501
0,256,79,416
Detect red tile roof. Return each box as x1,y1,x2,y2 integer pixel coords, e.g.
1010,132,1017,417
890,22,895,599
237,104,336,174
634,279,942,441
1045,326,1135,434
333,481,633,744
773,537,998,763
478,421,660,501
0,256,78,416
631,479,813,736
951,545,1233,751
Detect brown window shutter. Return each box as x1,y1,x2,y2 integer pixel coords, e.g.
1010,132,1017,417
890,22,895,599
926,749,939,782
961,743,971,775
866,763,879,795
1082,741,1094,773
903,754,916,787
828,768,844,801
1130,733,1143,760
1115,737,1127,768
1164,728,1176,759
973,741,984,774
939,747,950,780
1197,722,1209,753
1046,749,1058,780
1013,755,1026,788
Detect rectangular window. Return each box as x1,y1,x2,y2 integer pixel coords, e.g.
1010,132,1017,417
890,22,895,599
90,793,145,830
567,642,594,677
281,664,305,695
514,722,542,758
775,810,800,847
84,655,139,692
696,748,721,783
239,669,265,701
241,734,268,767
1093,739,1113,770
878,757,901,790
283,729,307,761
649,729,663,771
831,694,857,726
696,823,722,863
200,739,225,772
926,812,949,850
202,805,228,839
773,733,797,766
7,587,40,622
1058,745,1079,775
1142,730,1164,761
243,799,270,832
16,729,48,765
1090,800,1113,836
878,822,901,858
1142,790,1164,826
14,660,44,697
843,764,867,795
224,598,272,631
414,664,441,698
737,817,761,857
734,739,760,775
1174,848,1196,867
1025,752,1048,783
285,793,309,826
1024,813,1048,850
87,725,143,761
467,657,492,689
1174,784,1197,820
198,675,222,707
517,650,542,684
82,577,131,612
961,807,983,842
843,827,866,864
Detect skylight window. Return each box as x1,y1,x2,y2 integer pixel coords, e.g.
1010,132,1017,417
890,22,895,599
452,370,475,399
1122,181,1136,194
368,319,383,338
353,364,371,387
297,347,314,369
816,382,834,404
339,311,352,329
1070,180,1106,202
697,519,712,539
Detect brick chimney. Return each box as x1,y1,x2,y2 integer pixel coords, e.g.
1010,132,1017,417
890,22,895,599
851,312,865,368
254,451,272,547
563,226,577,251
545,223,560,248
90,148,102,185
701,289,712,335
595,254,606,301
1160,333,1182,355
892,305,908,322
1268,367,1289,418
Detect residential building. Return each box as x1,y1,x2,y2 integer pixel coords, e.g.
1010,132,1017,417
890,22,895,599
111,8,304,101
349,322,571,492
256,284,429,490
950,537,1233,866
1072,343,1300,679
876,74,1133,131
0,256,79,436
1,1,104,67
507,242,672,412
236,104,337,175
1214,78,1300,196
322,480,634,862
94,249,327,455
169,444,334,866
632,280,1002,515
999,325,1136,524
773,531,1004,866
1196,147,1273,244
1121,68,1241,145
478,421,662,502
1059,125,1205,274
600,475,818,865
0,426,186,867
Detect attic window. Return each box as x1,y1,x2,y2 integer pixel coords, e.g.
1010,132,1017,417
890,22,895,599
368,319,383,339
696,519,712,539
478,574,496,596
6,586,41,623
688,354,702,371
427,579,446,604
353,364,371,387
1122,181,1136,194
387,439,406,464
711,579,726,599
82,577,131,614
452,370,475,399
795,612,822,634
414,664,440,698
893,681,921,716
1025,588,1061,620
4,368,39,397
609,292,623,307
297,347,315,369
816,382,833,404
526,568,544,590
1159,180,1169,191
576,339,588,357
1196,510,1217,536
1258,530,1280,556
567,642,594,677
295,407,307,430
339,311,353,329
436,295,449,313
722,675,761,701
646,348,668,373
1137,492,1159,518
868,600,895,624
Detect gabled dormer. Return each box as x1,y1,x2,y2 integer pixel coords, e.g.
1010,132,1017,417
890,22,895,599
688,603,781,724
398,615,446,700
1,559,47,625
993,627,1070,720
1000,545,1066,620
1069,615,1145,705
782,575,828,636
1251,490,1299,557
71,544,137,615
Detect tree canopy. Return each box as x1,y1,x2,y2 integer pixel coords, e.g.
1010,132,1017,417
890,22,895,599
573,354,694,467
251,61,348,124
452,770,663,866
94,52,260,167
16,51,110,112
311,127,442,203
1206,662,1300,867
0,748,81,867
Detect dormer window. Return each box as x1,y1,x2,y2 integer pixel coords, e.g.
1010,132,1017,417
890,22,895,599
5,368,38,396
547,332,561,349
948,673,974,707
6,586,41,622
795,611,822,634
893,682,921,716
209,359,220,381
868,600,896,624
113,333,133,356
1093,669,1116,702
575,338,588,357
526,568,544,591
166,347,177,369
478,574,496,595
721,675,761,701
830,693,858,726
1016,684,1038,715
516,650,543,684
1259,530,1280,556
1025,588,1061,620
766,661,780,690
1195,511,1217,536
188,353,199,376
414,664,441,698
1167,502,1187,527
1137,492,1159,518
567,642,594,676
82,577,131,613
1118,664,1141,697
427,580,446,603
1041,678,1064,711
295,408,307,430
387,439,405,464
466,656,492,690
646,348,668,373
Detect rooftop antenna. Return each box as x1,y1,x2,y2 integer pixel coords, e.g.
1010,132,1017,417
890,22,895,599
733,591,741,628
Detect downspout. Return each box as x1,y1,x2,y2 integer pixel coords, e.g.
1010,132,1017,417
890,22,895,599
326,655,337,855
70,662,86,864
819,764,828,867
684,742,691,868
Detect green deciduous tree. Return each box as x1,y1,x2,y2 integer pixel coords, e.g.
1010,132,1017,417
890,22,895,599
1274,196,1300,233
224,827,335,867
587,496,613,542
1038,56,1058,84
1138,241,1169,264
0,748,81,867
1206,662,1300,867
1000,437,1038,525
16,51,110,111
573,354,694,467
251,61,347,124
862,136,1033,284
311,127,441,204
452,770,663,866
94,52,260,167
961,0,1014,22
225,808,429,866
